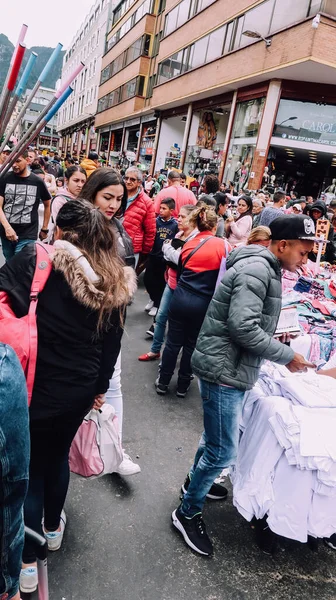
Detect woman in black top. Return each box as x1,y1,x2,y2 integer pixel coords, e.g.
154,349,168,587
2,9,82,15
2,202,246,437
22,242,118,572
0,200,133,594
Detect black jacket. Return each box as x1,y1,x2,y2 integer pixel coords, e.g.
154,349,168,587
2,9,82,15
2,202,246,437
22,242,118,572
0,243,124,422
307,200,336,264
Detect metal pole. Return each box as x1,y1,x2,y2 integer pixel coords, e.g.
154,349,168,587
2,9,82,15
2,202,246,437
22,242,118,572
0,24,27,108
0,43,63,154
0,87,73,177
0,44,26,136
0,52,38,151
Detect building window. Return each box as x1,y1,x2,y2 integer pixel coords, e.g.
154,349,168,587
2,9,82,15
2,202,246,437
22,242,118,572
158,0,166,12
100,34,151,86
107,0,154,52
97,76,145,113
164,0,216,36
188,36,209,70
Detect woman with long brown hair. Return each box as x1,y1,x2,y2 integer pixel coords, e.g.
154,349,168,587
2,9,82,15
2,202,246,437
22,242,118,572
0,200,133,595
80,168,140,476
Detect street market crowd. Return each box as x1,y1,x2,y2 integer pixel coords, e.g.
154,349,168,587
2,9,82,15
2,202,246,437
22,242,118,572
2,144,336,599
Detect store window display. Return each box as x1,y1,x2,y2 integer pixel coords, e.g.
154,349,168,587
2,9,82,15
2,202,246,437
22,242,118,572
185,107,230,177
224,98,265,191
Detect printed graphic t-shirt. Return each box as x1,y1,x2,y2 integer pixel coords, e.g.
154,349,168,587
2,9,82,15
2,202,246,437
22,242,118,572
0,171,51,239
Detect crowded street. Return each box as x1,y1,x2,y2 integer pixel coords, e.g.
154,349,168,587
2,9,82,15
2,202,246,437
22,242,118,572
19,283,336,600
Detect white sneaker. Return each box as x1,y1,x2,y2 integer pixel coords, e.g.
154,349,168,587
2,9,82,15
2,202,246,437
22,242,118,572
20,566,38,594
148,306,158,317
115,452,141,476
43,510,66,551
145,300,154,312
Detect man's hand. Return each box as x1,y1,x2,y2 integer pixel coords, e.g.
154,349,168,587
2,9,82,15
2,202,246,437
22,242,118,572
93,394,105,410
286,353,315,373
39,229,48,241
5,226,18,242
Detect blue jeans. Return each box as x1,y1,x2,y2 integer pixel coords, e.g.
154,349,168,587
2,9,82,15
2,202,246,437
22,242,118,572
0,345,29,600
181,380,244,518
151,284,174,354
1,237,34,262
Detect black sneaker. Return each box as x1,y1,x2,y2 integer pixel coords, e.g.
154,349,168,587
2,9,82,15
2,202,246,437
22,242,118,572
155,377,168,395
146,324,155,337
176,381,191,398
254,516,277,555
324,533,336,550
181,473,228,501
172,506,213,556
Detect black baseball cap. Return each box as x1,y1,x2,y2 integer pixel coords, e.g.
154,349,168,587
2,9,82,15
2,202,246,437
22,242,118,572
270,214,328,243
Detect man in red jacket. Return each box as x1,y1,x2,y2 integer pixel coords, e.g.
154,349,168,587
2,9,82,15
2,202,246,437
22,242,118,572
153,170,197,217
123,167,156,273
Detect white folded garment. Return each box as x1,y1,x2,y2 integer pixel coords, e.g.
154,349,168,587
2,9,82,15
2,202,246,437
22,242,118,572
292,406,336,461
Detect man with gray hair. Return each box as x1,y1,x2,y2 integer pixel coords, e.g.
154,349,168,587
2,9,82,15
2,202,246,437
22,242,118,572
123,167,156,271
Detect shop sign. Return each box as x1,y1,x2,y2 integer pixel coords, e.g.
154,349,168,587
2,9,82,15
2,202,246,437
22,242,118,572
273,99,336,147
126,150,136,161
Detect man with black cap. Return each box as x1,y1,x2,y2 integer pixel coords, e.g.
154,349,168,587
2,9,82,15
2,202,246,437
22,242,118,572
172,214,319,557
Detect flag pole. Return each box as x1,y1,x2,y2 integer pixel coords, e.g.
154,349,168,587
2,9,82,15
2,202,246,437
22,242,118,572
0,43,63,153
0,44,26,136
0,52,38,150
0,86,74,177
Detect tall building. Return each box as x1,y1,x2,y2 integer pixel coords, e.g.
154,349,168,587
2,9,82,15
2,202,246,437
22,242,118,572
20,86,59,150
95,0,336,196
57,0,113,157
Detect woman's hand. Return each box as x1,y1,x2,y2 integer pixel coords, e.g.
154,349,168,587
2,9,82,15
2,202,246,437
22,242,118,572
226,215,234,223
93,394,105,410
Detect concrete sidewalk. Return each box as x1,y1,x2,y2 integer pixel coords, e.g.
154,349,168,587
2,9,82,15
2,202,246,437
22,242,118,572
23,285,336,600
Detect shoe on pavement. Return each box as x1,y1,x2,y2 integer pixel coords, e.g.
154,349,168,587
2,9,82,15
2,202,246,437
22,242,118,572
148,307,158,317
20,566,38,594
172,506,213,556
138,352,160,362
324,533,336,550
146,324,155,337
155,377,168,395
145,300,154,312
182,473,228,501
43,509,66,551
176,381,191,398
115,452,141,476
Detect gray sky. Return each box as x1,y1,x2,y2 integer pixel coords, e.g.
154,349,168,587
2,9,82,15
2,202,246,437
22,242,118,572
2,0,95,49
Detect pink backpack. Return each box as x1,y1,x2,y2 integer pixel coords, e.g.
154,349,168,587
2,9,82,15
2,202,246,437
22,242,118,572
0,242,53,405
69,404,123,477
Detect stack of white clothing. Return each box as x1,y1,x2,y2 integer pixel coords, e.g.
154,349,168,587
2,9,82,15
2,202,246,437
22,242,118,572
231,361,336,542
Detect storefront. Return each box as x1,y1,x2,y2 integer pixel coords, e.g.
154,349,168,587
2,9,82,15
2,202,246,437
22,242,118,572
266,98,336,197
138,121,157,171
224,97,265,190
155,114,186,172
184,104,231,177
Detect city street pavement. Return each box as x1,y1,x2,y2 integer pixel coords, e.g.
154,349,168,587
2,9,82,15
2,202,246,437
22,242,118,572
15,278,336,600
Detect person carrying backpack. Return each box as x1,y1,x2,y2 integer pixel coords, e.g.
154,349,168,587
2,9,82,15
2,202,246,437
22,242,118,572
0,200,133,595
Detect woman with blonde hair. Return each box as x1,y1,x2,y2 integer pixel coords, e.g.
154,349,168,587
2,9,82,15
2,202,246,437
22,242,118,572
247,225,271,247
156,204,231,397
0,200,132,594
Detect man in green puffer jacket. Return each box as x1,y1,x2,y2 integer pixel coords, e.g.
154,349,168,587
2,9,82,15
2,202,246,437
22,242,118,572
172,214,320,557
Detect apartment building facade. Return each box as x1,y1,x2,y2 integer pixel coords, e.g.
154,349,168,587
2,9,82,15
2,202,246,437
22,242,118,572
96,0,336,196
57,0,113,156
20,86,59,149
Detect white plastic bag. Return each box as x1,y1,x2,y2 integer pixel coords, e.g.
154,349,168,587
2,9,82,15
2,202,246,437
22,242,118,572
69,403,123,478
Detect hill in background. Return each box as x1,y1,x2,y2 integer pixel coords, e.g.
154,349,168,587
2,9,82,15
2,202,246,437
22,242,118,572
0,33,64,91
